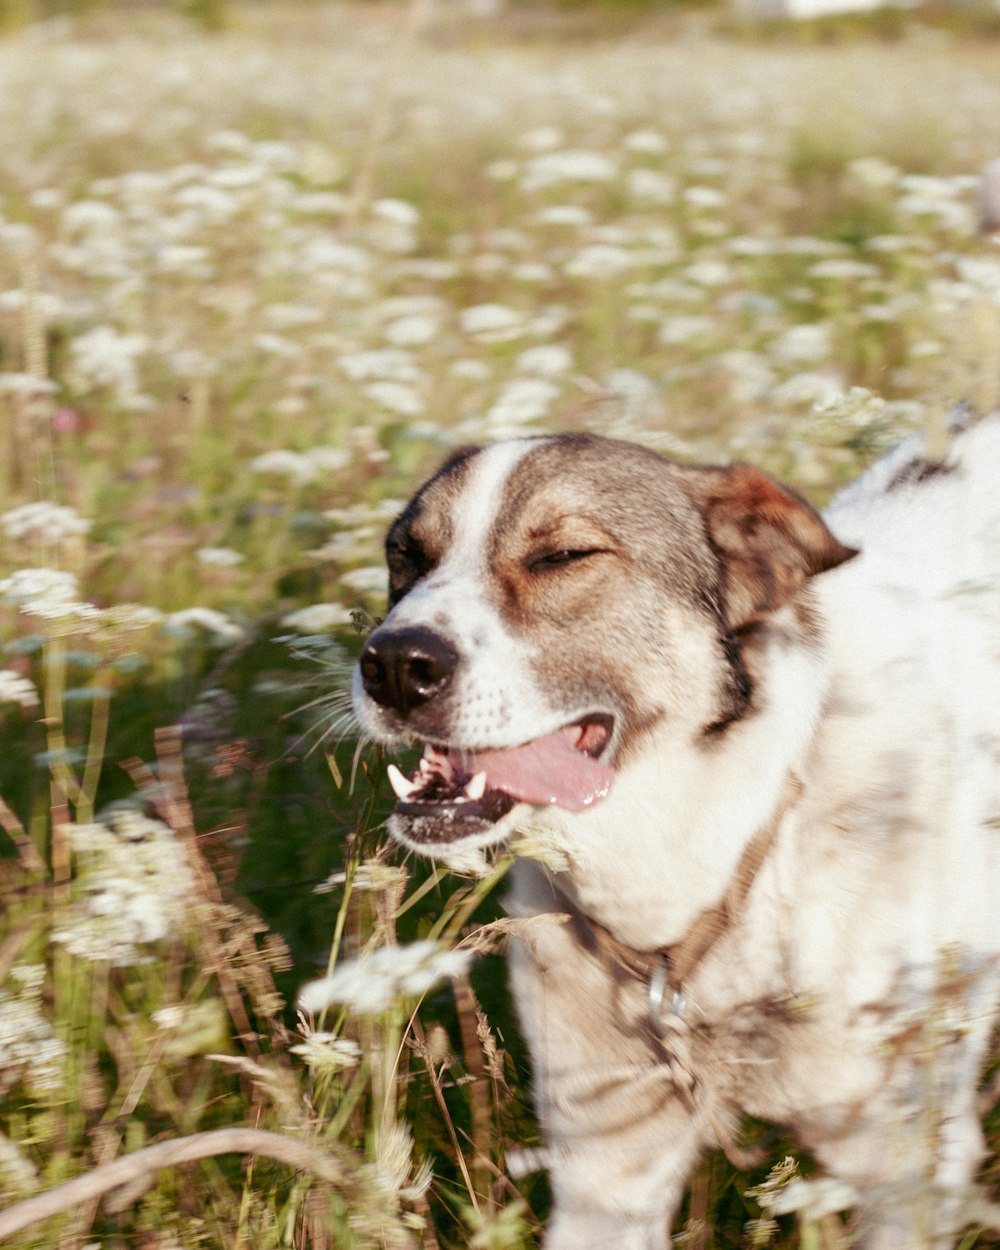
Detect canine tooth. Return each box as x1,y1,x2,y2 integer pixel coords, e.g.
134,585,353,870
465,771,487,801
387,763,419,800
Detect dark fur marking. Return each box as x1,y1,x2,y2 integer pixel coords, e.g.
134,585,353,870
886,457,956,493
385,445,481,607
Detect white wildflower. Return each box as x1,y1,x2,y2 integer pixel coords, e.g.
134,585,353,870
521,149,617,192
2,501,90,548
450,358,492,381
0,373,57,398
0,567,80,611
0,671,39,710
300,236,372,274
173,182,240,222
535,204,593,227
516,344,573,377
308,529,377,561
274,396,308,418
810,386,889,434
155,245,212,278
63,199,121,231
382,313,439,347
97,604,165,640
683,185,726,210
298,940,473,1016
564,243,634,280
520,125,563,152
306,447,352,474
626,168,676,206
249,450,316,485
338,348,422,383
954,256,1000,300
624,127,669,153
684,258,732,287
0,980,66,1094
68,325,149,401
52,813,194,966
658,315,714,346
897,183,975,233
264,302,323,330
372,198,419,227
340,566,388,596
513,261,554,283
603,368,661,422
848,156,899,190
196,547,245,568
0,1131,39,1191
152,1005,185,1032
30,187,63,211
254,332,302,359
459,302,529,341
166,607,245,644
293,190,347,215
808,259,879,281
485,378,559,427
363,380,425,417
0,221,37,256
712,350,776,405
772,372,844,408
206,128,251,154
771,323,833,367
281,603,354,633
290,1031,363,1072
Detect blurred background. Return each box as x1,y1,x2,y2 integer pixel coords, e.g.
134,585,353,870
1,1,999,1246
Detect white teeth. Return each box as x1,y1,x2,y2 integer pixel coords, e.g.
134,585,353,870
387,763,419,800
418,757,434,778
465,771,487,801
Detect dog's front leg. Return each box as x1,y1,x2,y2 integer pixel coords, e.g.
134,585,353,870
508,861,708,1250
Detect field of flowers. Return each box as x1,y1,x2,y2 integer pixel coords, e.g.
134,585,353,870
2,2,1000,1247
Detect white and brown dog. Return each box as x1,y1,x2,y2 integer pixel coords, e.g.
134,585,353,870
352,417,1000,1249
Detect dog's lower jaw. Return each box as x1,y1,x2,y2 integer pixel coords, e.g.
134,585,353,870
386,798,530,858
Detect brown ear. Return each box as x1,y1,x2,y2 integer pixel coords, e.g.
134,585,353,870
690,463,858,629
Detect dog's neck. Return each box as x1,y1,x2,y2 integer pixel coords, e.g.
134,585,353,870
528,613,827,951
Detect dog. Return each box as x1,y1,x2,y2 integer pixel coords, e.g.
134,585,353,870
352,417,1000,1249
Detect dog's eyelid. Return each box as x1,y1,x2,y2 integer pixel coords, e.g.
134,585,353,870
526,546,610,572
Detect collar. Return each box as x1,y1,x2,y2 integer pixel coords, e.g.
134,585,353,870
569,772,801,1037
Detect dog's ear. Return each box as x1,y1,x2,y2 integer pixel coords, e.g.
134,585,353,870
689,463,858,629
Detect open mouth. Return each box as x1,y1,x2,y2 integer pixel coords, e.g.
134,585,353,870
384,714,615,849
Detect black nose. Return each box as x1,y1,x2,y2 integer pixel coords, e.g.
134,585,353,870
359,627,459,716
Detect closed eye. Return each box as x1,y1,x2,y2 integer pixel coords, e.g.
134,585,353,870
527,548,607,573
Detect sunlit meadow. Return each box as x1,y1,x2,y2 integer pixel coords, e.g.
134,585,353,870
1,2,1000,1246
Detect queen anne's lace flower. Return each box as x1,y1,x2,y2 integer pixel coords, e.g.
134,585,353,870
0,670,39,710
52,814,194,966
298,940,473,1016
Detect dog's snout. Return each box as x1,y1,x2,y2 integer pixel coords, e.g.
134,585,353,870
359,627,459,716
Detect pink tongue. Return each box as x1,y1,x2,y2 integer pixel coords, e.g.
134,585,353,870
458,731,614,812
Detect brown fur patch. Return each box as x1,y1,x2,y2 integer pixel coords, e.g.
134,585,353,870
688,463,858,630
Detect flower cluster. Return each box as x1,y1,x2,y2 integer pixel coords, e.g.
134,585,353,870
51,813,195,966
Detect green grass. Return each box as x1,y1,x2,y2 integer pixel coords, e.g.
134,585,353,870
1,3,1000,1247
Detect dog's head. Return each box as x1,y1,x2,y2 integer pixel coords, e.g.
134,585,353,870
352,434,855,856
